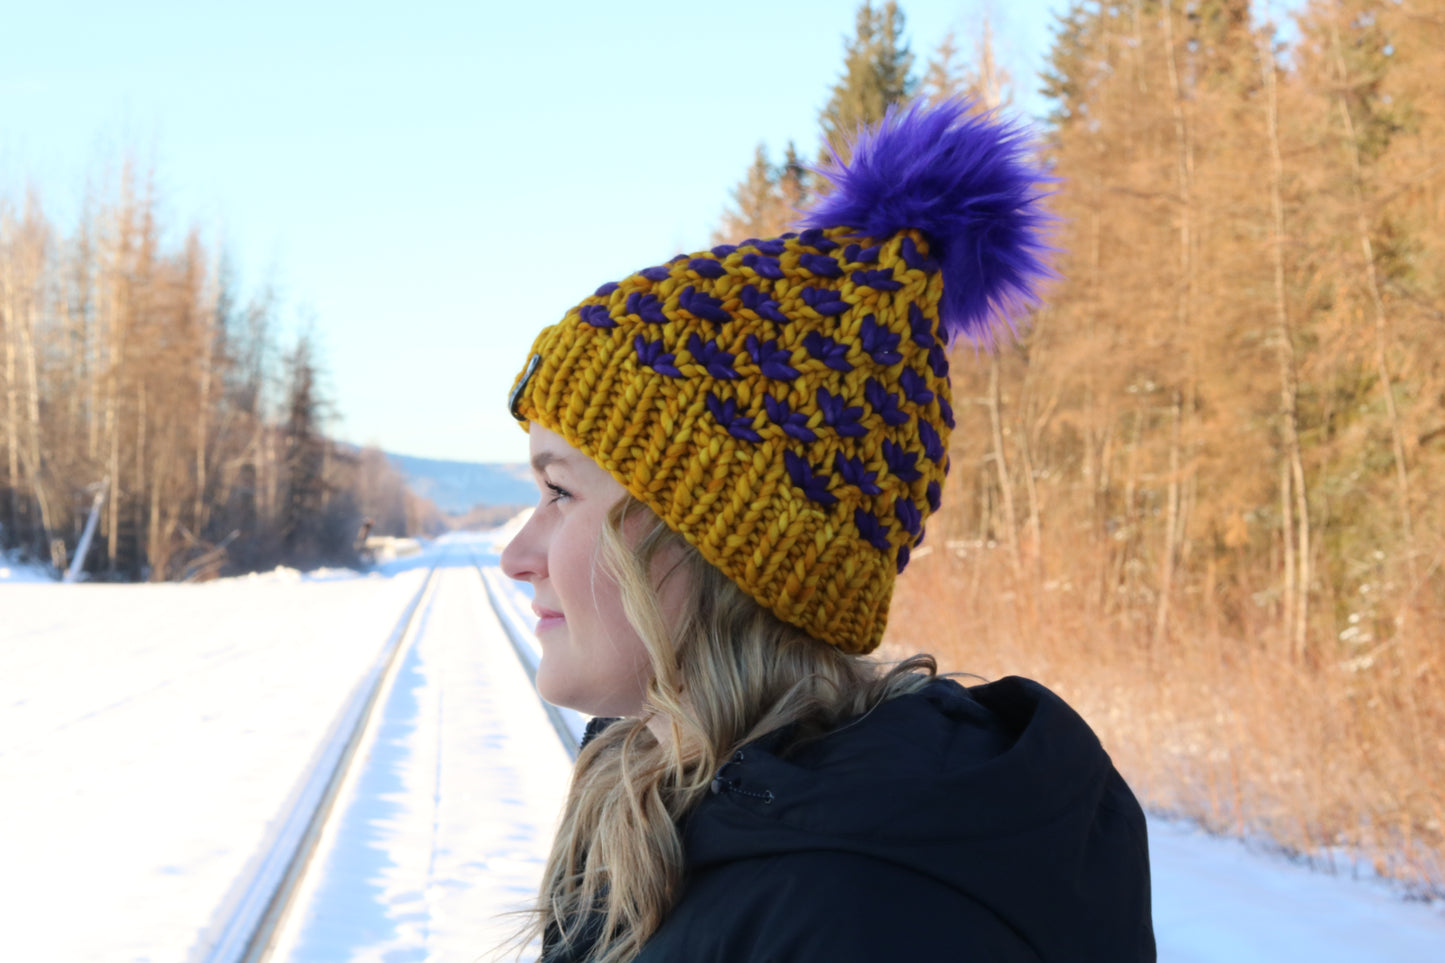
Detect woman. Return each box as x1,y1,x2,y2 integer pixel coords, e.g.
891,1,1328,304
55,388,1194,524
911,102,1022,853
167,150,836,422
500,99,1155,962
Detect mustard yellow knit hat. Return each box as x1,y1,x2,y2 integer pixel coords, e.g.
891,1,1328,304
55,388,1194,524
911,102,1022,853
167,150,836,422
508,99,1052,654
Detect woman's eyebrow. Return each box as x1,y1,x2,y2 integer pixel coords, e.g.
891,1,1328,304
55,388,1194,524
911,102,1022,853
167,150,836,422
531,451,569,474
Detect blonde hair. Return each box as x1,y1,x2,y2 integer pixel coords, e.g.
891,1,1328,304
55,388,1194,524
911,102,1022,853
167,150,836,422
511,494,935,962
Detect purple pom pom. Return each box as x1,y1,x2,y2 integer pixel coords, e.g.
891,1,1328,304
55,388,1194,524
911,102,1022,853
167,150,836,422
800,98,1055,347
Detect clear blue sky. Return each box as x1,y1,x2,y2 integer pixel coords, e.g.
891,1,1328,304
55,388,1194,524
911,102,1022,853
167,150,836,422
1,0,1065,464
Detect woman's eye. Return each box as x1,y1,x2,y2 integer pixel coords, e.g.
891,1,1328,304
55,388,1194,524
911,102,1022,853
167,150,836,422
544,481,572,505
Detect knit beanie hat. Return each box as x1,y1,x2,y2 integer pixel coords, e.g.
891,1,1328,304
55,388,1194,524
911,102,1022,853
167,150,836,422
508,98,1052,654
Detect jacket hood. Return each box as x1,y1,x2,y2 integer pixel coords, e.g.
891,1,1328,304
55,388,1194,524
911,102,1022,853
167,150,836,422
684,676,1152,960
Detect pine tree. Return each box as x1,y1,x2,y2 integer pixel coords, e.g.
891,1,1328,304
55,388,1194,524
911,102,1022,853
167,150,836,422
1188,0,1259,88
818,2,916,163
1289,0,1436,627
715,145,784,243
920,29,966,105
777,141,808,219
1039,1,1101,129
713,141,811,244
280,333,327,568
921,16,1012,109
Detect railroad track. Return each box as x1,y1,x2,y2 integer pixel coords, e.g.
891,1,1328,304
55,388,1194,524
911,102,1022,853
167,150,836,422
193,541,579,963
194,556,442,963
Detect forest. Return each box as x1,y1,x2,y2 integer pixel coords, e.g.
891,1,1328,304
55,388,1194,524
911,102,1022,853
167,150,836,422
0,166,442,580
714,0,1443,894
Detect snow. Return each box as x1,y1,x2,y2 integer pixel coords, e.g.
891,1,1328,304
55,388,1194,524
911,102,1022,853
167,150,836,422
2,528,1443,962
0,547,55,582
1149,816,1445,962
0,565,428,963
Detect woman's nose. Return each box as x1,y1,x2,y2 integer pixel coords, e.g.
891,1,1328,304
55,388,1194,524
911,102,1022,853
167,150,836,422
500,512,544,582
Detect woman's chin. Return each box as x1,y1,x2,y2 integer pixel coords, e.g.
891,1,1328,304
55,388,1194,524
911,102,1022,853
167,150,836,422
537,659,594,715
534,659,572,710
536,665,646,719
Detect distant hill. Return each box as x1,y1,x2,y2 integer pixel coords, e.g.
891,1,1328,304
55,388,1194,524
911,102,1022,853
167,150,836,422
387,453,534,515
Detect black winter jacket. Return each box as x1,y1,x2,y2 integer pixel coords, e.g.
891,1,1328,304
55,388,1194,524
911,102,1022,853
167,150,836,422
547,676,1155,962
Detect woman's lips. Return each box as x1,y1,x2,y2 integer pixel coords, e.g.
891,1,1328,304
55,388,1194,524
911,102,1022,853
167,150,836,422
532,605,565,633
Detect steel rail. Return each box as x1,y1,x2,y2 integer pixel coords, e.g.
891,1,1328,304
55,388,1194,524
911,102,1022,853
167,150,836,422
193,557,442,963
469,551,587,760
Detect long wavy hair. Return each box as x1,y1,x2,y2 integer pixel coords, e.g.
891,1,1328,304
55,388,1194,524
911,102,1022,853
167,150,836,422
512,494,935,963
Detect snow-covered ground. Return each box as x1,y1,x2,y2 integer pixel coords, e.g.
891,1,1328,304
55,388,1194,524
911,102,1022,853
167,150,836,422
0,560,429,962
0,547,55,583
2,531,1443,961
269,559,571,963
1150,817,1445,961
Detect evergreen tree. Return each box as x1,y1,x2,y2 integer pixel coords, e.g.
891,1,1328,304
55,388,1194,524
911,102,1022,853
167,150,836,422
777,141,808,217
1040,1,1108,129
818,2,916,163
280,333,328,567
1188,0,1259,88
1289,0,1431,613
713,140,811,244
921,16,1012,109
920,29,966,105
715,145,782,243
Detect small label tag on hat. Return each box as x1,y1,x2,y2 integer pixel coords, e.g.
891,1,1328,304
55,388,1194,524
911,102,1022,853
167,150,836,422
509,353,541,421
